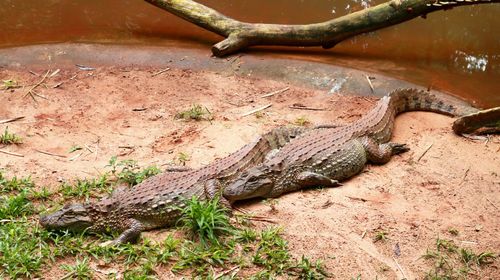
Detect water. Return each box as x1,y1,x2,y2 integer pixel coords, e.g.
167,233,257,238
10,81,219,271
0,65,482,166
0,0,499,106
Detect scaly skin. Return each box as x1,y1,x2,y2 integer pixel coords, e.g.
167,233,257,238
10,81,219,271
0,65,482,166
223,88,478,202
39,126,312,244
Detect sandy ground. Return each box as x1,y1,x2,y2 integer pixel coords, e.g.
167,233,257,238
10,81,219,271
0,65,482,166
0,66,499,279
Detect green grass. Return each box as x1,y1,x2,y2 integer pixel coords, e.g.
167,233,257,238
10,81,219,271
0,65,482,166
373,230,388,242
422,237,497,279
0,168,341,278
294,116,311,126
0,219,51,278
1,165,499,279
0,126,22,144
177,196,234,247
292,256,329,280
176,152,190,166
174,104,213,121
0,171,34,193
108,156,161,186
0,190,34,219
60,257,93,280
2,79,20,90
60,175,112,199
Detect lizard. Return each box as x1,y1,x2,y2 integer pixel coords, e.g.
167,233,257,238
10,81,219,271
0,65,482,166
223,88,478,202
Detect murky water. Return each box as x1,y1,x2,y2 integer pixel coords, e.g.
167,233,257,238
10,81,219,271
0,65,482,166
1,0,499,106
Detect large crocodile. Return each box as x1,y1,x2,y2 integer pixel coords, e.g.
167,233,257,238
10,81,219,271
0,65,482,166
39,126,311,244
223,88,478,202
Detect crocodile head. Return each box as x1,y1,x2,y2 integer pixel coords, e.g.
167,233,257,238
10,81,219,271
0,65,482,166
39,203,94,232
224,165,275,202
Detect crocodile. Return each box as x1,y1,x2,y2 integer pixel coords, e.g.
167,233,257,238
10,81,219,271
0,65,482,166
223,88,478,202
39,126,312,244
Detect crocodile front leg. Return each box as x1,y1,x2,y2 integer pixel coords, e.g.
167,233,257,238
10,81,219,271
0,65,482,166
100,218,145,246
296,171,341,187
204,179,232,208
361,137,409,164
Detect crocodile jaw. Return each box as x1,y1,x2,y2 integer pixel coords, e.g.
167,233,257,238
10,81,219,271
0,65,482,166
224,169,274,201
40,204,94,232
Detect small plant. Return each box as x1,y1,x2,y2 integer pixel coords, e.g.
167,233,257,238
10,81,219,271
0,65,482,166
107,156,161,186
2,79,20,90
436,237,457,253
0,190,34,219
177,196,234,247
294,116,311,126
254,111,265,119
373,231,388,242
176,152,190,166
60,175,112,199
291,256,329,280
173,240,233,274
447,228,459,236
235,227,258,243
0,127,22,144
252,227,290,275
0,172,34,193
175,104,212,121
60,257,93,280
30,186,53,200
422,238,497,279
0,219,52,278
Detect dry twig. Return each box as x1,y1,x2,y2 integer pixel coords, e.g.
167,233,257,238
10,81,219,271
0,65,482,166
289,104,326,111
365,75,375,93
459,167,470,186
0,149,24,157
36,149,67,158
417,143,433,162
260,87,289,98
393,257,407,280
151,67,171,77
24,70,50,102
241,103,272,117
486,197,498,210
0,116,25,124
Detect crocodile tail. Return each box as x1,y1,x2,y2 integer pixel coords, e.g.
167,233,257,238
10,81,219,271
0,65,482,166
388,88,478,117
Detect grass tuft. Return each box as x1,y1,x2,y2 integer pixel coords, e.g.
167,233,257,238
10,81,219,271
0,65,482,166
423,237,497,279
373,230,388,242
60,257,93,280
175,104,213,121
178,196,234,247
0,171,34,193
0,126,22,144
294,116,311,126
2,79,20,90
108,156,161,186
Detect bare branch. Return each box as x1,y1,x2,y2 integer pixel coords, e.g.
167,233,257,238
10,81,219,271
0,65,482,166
145,0,499,57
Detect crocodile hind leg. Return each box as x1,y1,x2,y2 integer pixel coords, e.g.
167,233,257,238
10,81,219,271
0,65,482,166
361,137,409,164
100,218,145,246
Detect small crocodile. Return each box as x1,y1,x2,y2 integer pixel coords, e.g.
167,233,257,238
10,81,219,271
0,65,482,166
223,88,478,202
39,126,311,244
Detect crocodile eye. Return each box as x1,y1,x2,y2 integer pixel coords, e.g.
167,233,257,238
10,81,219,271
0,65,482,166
247,176,258,183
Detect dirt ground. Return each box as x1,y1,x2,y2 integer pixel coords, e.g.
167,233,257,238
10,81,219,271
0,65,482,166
0,66,499,279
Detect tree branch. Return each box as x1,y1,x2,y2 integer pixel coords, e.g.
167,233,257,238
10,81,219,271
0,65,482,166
145,0,499,57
